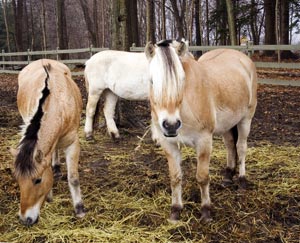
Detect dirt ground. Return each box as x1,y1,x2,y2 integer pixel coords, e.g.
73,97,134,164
0,71,299,242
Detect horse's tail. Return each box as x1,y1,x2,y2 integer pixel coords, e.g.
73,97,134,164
15,65,51,178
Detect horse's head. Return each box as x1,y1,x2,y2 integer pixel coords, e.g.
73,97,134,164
145,40,187,137
12,147,53,226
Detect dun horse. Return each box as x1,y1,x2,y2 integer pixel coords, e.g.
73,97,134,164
13,59,85,225
145,41,257,222
84,39,193,140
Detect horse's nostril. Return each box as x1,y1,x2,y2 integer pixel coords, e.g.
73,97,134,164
175,120,181,129
26,217,33,225
162,120,169,129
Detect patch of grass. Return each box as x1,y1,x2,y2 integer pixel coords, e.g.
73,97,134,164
1,124,299,242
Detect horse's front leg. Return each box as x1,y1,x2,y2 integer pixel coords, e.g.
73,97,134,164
196,132,213,223
65,137,85,218
162,142,183,222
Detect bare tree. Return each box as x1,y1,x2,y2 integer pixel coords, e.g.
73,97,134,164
2,0,11,52
146,0,155,43
12,0,24,51
226,0,237,45
41,0,47,50
56,0,68,58
169,0,186,38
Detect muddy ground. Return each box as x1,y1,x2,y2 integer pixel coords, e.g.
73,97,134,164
0,72,299,242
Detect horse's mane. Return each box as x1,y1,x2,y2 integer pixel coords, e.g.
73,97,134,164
149,41,185,105
15,65,51,178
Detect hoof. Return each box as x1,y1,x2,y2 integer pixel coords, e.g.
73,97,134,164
110,132,120,140
75,202,86,218
169,205,182,222
200,205,212,223
238,176,251,190
222,167,236,181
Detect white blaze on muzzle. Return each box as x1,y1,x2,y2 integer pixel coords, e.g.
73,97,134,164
19,201,41,225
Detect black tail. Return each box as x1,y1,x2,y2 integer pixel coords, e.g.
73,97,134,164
231,125,238,146
15,65,51,177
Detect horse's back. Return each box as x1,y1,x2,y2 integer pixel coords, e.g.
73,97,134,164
181,49,257,134
85,50,150,99
18,59,82,125
197,49,257,107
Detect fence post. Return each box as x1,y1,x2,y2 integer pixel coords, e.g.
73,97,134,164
27,49,31,64
89,45,93,57
56,47,59,60
246,41,253,57
2,50,4,70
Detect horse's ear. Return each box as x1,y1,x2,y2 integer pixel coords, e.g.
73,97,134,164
176,41,188,57
145,42,155,60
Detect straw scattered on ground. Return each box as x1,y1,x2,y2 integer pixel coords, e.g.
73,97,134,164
0,74,299,243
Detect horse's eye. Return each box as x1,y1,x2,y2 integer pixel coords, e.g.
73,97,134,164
33,178,42,185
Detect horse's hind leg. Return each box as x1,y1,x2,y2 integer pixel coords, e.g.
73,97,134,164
103,90,119,138
65,137,85,218
84,91,102,140
236,118,252,189
222,126,238,185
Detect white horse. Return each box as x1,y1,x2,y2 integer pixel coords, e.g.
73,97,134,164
84,39,193,140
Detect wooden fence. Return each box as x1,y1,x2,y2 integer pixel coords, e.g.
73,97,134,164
1,43,299,86
0,46,108,76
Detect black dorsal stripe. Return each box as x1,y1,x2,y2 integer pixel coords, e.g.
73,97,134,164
15,65,51,177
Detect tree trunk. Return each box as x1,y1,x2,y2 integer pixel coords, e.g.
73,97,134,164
161,0,166,40
206,0,209,45
78,0,97,47
2,0,11,52
93,0,100,47
279,0,294,59
264,0,276,55
226,0,237,45
146,0,155,43
250,0,259,45
56,0,68,58
29,0,35,50
41,0,47,51
170,0,185,38
194,0,202,57
12,0,24,52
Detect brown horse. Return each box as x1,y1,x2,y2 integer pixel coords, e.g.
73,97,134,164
145,41,257,222
12,59,85,225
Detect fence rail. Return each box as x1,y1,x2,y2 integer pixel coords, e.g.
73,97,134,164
1,44,299,86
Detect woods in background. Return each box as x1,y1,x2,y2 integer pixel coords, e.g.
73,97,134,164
0,0,299,54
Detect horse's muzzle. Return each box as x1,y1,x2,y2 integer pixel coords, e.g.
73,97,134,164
19,216,39,226
162,119,181,137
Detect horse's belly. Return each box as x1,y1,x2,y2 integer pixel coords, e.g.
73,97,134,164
108,80,149,100
214,109,245,135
